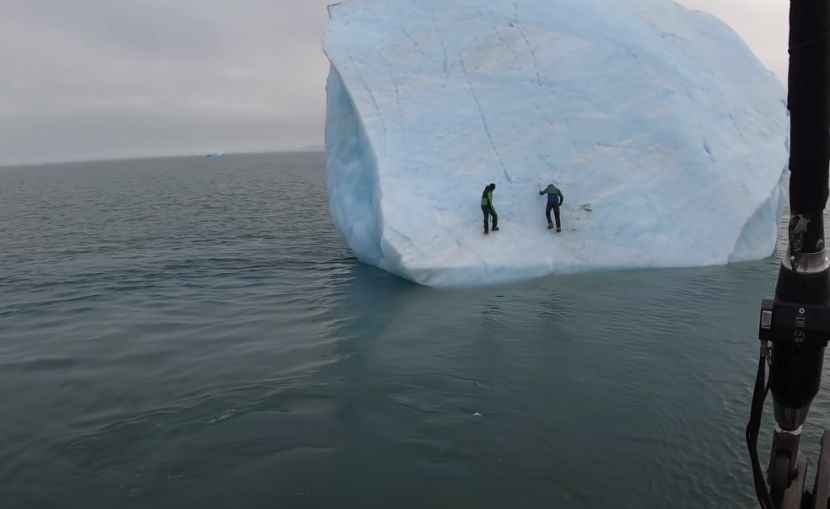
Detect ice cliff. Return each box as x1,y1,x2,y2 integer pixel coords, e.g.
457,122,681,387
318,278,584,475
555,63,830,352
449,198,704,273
323,0,788,287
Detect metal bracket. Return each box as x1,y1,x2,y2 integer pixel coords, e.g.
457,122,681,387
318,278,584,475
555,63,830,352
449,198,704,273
780,453,808,509
808,431,830,509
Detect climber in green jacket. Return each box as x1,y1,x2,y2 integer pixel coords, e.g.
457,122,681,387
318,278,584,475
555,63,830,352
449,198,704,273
481,183,499,234
540,183,564,232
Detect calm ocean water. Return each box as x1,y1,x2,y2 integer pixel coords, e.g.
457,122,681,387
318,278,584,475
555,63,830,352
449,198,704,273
1,152,828,508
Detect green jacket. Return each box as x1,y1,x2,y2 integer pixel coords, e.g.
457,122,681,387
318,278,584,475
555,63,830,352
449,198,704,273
481,189,494,208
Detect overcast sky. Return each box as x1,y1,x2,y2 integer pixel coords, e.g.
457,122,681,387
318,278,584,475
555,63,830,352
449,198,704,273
0,0,788,166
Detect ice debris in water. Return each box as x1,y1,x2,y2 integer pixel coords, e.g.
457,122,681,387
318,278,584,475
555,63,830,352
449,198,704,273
323,0,788,287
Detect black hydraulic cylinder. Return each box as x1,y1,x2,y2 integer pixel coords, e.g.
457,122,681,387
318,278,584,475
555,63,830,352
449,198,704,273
770,0,830,429
787,0,830,220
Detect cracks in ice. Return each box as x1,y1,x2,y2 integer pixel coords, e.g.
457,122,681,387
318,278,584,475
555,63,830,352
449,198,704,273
496,33,522,61
594,142,676,158
394,84,404,136
429,8,450,81
361,79,384,133
400,28,426,56
379,51,406,141
530,98,557,130
541,83,579,152
386,224,429,258
512,1,543,87
727,111,742,137
348,51,387,136
509,2,557,136
459,56,513,183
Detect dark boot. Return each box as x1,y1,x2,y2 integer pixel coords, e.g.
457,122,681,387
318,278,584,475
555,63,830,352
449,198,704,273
490,208,499,231
553,204,561,232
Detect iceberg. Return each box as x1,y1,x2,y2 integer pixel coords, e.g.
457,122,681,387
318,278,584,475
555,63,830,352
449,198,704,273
323,0,788,287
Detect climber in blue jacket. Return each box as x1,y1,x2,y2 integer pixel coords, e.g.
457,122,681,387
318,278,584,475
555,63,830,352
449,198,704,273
539,183,564,232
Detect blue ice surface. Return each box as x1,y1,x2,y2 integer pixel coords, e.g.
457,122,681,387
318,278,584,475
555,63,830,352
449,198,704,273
323,0,788,287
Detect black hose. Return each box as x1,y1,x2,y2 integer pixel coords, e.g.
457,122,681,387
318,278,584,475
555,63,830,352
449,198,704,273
747,352,776,509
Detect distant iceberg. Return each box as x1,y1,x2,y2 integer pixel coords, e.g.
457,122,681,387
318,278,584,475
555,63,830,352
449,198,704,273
323,0,788,287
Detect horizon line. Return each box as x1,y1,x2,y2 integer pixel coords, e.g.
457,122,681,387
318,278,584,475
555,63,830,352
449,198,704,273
0,148,325,169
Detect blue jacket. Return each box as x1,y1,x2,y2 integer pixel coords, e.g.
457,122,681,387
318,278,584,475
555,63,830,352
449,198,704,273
540,184,563,205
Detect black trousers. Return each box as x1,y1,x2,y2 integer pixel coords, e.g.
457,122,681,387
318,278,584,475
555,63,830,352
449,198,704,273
546,202,561,229
482,205,498,232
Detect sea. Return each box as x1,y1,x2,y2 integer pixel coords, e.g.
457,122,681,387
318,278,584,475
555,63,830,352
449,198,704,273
1,151,827,508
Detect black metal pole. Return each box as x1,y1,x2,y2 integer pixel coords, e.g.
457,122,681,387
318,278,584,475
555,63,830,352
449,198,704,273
766,0,830,504
786,0,830,222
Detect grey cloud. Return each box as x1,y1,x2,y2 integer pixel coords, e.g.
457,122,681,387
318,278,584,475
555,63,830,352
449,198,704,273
0,0,789,165
679,0,788,80
0,0,333,165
